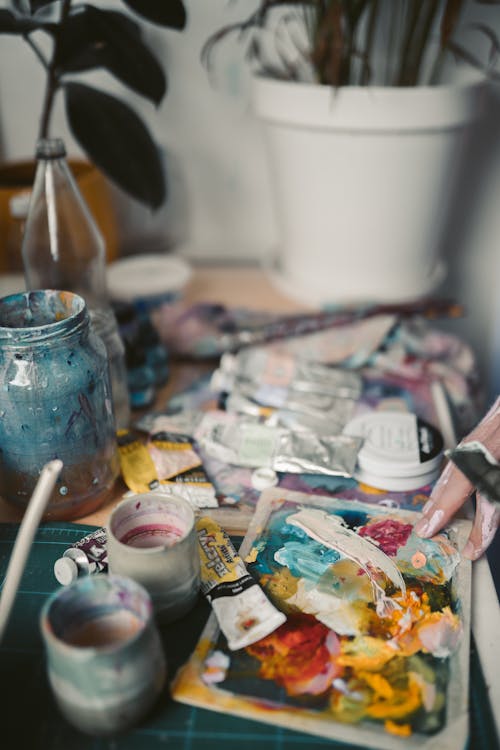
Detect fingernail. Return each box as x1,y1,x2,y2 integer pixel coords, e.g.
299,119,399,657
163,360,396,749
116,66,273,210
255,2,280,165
424,509,445,537
414,519,430,537
415,509,445,538
421,499,434,516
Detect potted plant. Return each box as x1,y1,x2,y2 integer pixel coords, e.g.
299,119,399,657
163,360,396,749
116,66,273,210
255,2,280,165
204,1,499,305
0,0,186,269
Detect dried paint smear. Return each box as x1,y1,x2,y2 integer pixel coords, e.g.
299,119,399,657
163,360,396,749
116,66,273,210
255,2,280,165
201,499,463,738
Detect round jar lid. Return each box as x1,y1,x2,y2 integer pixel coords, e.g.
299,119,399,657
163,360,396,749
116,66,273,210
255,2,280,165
344,411,444,479
107,253,192,304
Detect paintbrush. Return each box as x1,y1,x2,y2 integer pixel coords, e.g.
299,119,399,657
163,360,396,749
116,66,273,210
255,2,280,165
446,441,500,509
0,460,63,641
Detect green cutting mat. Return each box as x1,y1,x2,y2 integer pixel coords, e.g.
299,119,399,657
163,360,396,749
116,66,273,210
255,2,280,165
0,522,497,750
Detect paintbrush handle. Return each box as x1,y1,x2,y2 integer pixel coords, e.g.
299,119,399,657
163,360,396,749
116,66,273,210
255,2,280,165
0,460,63,641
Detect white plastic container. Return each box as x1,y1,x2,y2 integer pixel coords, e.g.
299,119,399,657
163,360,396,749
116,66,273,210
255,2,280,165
107,253,191,310
343,411,444,491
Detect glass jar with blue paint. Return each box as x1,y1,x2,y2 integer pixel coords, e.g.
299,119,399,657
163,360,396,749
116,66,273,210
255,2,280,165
0,289,119,520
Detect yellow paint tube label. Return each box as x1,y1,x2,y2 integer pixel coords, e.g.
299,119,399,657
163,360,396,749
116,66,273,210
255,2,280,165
117,430,159,493
196,516,286,650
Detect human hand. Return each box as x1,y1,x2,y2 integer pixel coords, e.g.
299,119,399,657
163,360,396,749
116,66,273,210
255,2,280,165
414,396,500,560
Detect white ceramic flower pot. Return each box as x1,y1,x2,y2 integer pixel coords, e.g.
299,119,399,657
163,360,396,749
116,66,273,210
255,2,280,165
252,76,485,305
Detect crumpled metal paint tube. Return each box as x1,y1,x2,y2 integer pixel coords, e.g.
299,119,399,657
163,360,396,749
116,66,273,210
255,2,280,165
195,413,362,477
446,441,500,508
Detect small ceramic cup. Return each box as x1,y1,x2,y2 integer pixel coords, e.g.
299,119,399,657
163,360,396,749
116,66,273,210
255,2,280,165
107,493,200,623
40,574,166,736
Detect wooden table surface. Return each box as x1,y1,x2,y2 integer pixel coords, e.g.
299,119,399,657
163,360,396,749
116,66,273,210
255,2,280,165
0,264,311,528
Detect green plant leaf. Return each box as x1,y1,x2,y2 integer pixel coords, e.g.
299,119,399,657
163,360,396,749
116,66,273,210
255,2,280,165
28,0,59,11
0,8,44,33
64,82,166,209
120,0,186,30
55,6,166,105
440,0,465,49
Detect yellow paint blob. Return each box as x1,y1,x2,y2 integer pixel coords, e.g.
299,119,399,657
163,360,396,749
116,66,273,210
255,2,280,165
261,567,299,605
338,636,396,671
358,672,394,700
384,720,412,737
244,546,259,564
366,673,422,719
357,482,387,495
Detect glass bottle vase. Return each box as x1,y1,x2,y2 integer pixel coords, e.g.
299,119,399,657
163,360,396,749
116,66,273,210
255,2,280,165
21,137,130,429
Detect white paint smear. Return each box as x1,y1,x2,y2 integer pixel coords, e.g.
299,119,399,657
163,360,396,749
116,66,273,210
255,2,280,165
287,508,406,617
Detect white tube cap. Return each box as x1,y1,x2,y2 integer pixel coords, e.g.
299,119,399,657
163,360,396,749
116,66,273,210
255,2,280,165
53,556,79,586
251,467,279,491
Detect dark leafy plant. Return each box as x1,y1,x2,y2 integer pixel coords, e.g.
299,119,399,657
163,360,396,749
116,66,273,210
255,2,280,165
204,0,500,88
0,0,187,209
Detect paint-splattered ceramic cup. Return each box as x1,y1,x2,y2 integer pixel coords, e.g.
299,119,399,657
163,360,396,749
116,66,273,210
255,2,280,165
107,493,200,623
40,574,166,736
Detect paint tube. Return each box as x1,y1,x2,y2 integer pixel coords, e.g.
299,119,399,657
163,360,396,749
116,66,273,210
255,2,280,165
117,429,218,508
212,348,362,399
148,431,203,479
446,441,500,508
222,387,356,434
195,412,362,476
135,410,204,438
53,528,108,585
196,516,286,650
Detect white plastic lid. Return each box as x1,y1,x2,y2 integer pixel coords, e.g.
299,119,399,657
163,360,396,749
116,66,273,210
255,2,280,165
53,556,79,586
251,467,279,491
344,411,444,479
107,253,192,303
9,191,31,218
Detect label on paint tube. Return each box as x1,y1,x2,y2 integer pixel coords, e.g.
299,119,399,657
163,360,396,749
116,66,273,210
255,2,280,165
117,429,218,508
196,516,286,650
54,528,108,585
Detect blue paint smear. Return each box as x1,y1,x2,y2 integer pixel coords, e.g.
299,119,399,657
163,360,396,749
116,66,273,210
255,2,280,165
336,509,369,530
275,540,341,582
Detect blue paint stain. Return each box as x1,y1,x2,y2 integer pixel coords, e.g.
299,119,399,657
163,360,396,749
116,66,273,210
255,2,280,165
275,540,341,582
0,290,118,518
338,510,369,530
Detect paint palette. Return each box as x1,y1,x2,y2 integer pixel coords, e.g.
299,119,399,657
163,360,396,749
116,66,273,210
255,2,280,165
172,488,471,750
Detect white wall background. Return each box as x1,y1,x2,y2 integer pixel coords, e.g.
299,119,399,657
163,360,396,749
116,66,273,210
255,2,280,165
1,0,500,398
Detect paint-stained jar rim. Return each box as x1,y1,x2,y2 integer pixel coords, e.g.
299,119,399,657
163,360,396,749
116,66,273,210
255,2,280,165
107,493,196,556
40,573,153,655
0,289,88,344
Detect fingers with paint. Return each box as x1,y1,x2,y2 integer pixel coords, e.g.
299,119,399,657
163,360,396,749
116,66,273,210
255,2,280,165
415,396,500,560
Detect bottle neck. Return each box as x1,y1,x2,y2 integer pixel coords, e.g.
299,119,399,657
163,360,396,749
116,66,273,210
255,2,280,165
23,137,110,310
36,137,66,160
